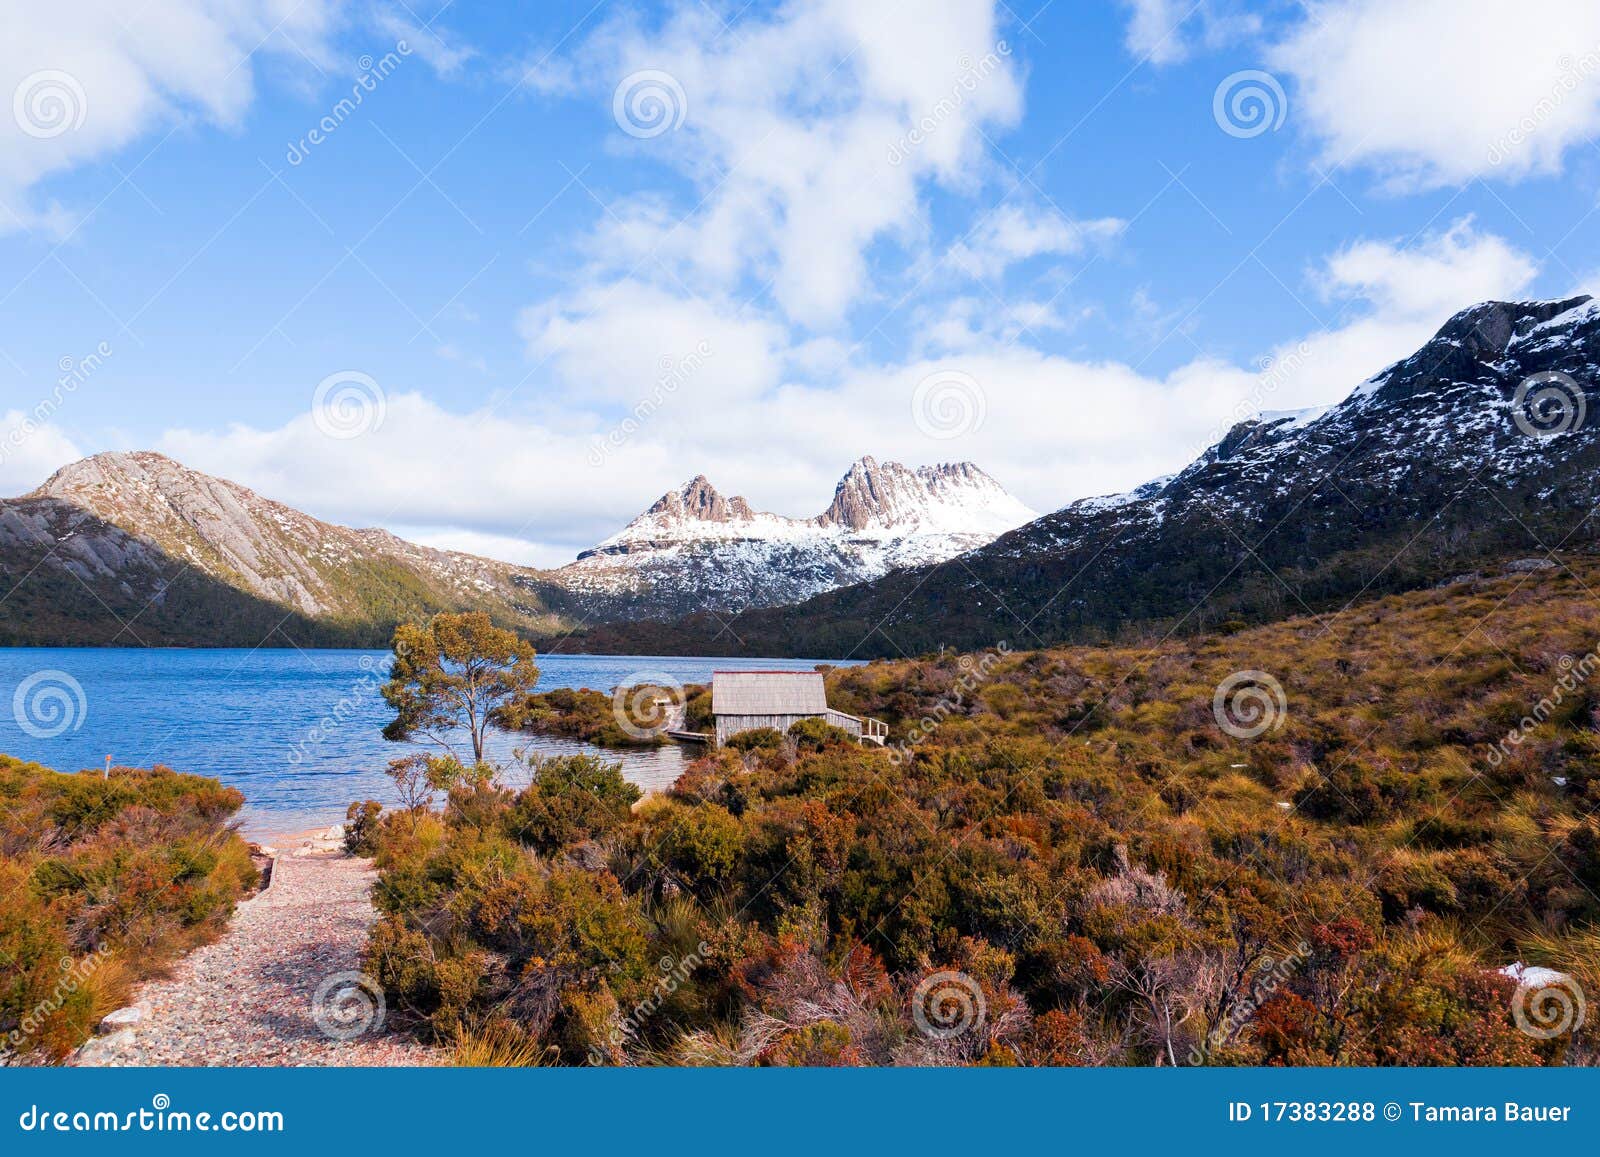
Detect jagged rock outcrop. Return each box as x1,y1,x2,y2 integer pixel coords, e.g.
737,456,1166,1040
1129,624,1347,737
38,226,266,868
553,456,1035,617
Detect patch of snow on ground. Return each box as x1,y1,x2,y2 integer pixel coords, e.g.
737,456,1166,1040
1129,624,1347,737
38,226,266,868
1499,962,1570,988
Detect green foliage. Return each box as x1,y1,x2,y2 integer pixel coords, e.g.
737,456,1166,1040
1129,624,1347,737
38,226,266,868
360,563,1600,1066
495,685,684,748
363,820,651,1052
0,758,255,1062
726,727,783,752
644,800,744,888
786,717,855,751
345,800,383,855
382,611,540,763
507,754,642,855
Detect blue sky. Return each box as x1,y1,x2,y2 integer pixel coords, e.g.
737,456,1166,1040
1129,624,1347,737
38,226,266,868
3,0,1600,564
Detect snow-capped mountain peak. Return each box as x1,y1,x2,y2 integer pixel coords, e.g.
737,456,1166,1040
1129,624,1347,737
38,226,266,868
692,295,1600,657
561,457,1036,615
639,475,757,526
819,456,1035,535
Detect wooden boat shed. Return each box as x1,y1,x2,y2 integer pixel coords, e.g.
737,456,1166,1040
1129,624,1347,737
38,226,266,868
711,671,887,747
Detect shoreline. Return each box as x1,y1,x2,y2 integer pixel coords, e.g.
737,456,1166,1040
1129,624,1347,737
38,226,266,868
248,822,345,849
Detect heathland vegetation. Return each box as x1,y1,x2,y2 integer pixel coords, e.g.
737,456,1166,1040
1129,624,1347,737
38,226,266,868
351,562,1600,1065
495,683,713,748
0,760,257,1062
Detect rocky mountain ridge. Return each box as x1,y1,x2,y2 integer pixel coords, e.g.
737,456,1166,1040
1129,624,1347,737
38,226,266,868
552,295,1600,657
0,450,1033,645
555,456,1036,617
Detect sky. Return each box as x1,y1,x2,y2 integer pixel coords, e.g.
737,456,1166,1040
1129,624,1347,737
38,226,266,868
2,0,1600,567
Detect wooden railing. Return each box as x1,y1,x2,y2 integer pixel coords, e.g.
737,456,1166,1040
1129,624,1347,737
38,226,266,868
825,710,889,745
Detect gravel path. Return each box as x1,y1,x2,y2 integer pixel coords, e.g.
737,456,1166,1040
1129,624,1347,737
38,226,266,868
76,832,438,1067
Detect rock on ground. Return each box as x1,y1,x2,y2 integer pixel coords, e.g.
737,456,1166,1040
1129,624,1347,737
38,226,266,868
75,838,437,1067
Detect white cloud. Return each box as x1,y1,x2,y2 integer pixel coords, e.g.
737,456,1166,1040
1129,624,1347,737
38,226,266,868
21,1,1540,560
947,203,1125,280
914,294,1088,354
1120,0,1259,65
397,526,568,568
1122,0,1200,65
519,279,790,408
157,392,676,554
1271,0,1600,188
1316,217,1539,318
147,225,1544,561
542,0,1023,328
371,4,474,77
433,343,488,372
0,411,83,496
0,1,343,231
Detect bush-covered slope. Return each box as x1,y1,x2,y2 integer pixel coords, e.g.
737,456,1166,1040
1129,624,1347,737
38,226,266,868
356,555,1600,1066
0,759,258,1062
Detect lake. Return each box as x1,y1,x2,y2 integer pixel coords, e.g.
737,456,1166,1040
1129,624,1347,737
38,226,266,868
0,649,849,837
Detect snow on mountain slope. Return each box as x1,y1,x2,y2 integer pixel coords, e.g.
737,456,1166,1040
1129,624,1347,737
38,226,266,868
556,457,1035,616
578,295,1600,658
0,450,1033,644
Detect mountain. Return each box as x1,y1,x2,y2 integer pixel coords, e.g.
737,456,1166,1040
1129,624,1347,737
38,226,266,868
0,451,1031,646
552,295,1600,658
548,457,1036,618
0,451,565,646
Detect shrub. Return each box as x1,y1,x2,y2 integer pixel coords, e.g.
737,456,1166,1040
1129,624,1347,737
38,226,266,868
0,758,254,1062
352,560,1600,1067
787,718,855,751
726,728,783,752
345,800,383,855
506,754,641,855
650,801,744,886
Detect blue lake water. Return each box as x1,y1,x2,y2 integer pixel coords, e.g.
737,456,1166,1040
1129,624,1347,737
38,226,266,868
0,649,848,837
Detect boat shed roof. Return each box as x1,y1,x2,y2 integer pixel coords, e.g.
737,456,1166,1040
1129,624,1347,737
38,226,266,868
711,670,828,716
